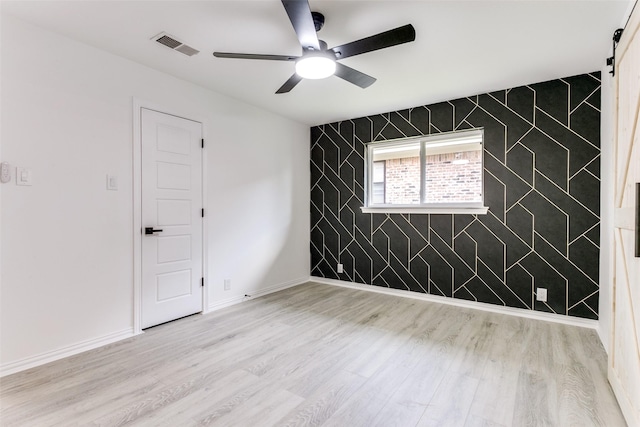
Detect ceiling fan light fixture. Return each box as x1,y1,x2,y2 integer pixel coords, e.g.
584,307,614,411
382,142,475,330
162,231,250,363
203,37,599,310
213,1,416,93
295,53,336,79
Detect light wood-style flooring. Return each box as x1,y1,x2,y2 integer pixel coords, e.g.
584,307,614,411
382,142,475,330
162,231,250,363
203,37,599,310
0,282,627,426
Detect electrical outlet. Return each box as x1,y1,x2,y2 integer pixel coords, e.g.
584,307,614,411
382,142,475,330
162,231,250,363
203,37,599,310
536,288,547,302
224,279,231,291
337,263,344,273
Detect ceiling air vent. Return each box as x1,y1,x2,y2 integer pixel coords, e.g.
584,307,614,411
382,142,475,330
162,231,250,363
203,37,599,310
152,32,200,57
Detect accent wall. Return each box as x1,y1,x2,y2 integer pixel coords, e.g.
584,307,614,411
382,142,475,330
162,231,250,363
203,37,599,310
310,72,601,320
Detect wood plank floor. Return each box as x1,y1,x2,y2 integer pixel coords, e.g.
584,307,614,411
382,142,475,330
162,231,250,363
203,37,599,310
0,282,627,426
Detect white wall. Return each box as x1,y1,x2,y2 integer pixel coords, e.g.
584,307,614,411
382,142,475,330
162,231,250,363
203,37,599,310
0,14,310,373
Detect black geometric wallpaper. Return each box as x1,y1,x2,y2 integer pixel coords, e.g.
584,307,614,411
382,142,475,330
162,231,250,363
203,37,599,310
310,72,601,320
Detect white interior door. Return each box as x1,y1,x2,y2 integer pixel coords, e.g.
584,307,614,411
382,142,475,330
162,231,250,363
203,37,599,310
141,108,203,329
610,6,640,426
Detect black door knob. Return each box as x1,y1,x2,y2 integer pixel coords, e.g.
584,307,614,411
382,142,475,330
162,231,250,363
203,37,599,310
144,227,164,235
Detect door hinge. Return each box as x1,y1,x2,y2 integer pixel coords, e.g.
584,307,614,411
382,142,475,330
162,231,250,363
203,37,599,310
201,208,204,217
201,277,204,287
201,138,204,148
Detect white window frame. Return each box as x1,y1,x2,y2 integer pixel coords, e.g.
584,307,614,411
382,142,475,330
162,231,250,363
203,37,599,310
362,128,489,215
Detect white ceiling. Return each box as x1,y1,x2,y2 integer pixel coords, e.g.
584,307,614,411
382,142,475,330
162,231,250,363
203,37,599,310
1,0,631,126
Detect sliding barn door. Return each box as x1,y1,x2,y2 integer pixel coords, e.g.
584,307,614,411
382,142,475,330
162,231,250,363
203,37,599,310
610,5,640,426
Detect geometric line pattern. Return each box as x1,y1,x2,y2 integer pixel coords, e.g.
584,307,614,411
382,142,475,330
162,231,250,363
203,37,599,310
310,72,601,320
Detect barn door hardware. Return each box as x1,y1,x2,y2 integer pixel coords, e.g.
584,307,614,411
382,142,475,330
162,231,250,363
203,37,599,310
606,28,624,76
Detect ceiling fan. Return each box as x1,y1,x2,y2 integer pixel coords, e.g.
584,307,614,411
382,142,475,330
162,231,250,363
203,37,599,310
213,0,416,94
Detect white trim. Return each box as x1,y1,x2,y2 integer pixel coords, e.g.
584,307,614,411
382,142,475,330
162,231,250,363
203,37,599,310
597,321,609,356
0,328,134,377
364,128,486,212
0,276,598,377
205,276,309,313
361,206,489,215
207,295,248,312
312,277,599,330
132,98,208,334
201,118,209,317
133,99,143,334
598,60,615,356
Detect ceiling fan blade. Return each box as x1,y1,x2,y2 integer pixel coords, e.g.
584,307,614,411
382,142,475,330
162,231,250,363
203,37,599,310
276,74,303,94
213,52,298,61
281,0,320,51
330,24,416,60
334,63,376,89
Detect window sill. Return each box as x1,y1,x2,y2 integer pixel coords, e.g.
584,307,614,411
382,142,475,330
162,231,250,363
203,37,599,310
360,206,489,215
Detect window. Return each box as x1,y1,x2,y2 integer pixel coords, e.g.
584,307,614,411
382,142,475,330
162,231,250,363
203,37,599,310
371,161,386,204
362,128,488,214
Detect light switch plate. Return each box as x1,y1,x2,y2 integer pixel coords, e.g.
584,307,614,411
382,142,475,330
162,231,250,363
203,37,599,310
16,167,32,186
0,162,10,183
107,174,118,191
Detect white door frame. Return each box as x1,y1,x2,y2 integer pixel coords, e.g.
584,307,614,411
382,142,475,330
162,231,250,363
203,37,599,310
132,98,208,334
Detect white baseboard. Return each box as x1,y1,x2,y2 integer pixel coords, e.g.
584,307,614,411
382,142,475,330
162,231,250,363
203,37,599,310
2,276,597,378
597,324,610,355
205,276,309,313
0,327,136,377
312,277,599,330
1,277,308,377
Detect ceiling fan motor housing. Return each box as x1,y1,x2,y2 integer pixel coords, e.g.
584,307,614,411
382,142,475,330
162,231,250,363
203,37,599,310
311,12,325,32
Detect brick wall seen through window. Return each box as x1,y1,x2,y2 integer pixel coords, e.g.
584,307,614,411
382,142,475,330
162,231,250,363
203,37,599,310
381,150,482,204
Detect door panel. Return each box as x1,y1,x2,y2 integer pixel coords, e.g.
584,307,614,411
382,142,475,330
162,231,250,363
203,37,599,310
610,5,640,426
156,270,192,301
157,199,191,225
141,108,203,329
157,162,191,189
157,235,192,264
